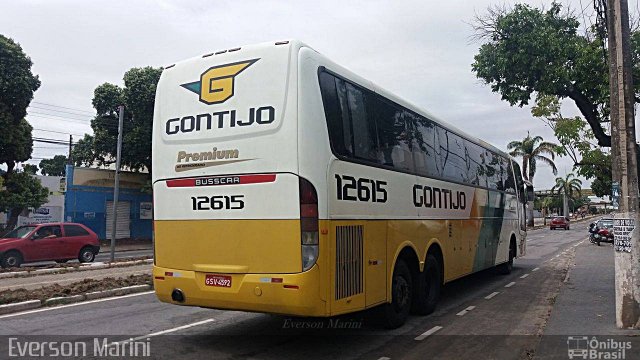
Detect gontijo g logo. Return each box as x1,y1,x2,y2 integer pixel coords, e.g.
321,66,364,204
180,59,259,105
166,58,276,136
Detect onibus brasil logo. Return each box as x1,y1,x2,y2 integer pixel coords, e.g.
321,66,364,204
180,59,259,105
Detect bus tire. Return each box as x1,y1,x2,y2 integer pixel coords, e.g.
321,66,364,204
380,259,412,329
498,240,515,275
412,254,441,316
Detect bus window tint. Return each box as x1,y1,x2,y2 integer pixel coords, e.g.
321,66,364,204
345,83,378,162
319,72,352,157
465,141,484,187
439,129,467,184
410,114,437,177
319,70,516,193
505,160,516,193
374,99,413,171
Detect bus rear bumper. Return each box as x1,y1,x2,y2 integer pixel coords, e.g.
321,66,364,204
153,265,327,317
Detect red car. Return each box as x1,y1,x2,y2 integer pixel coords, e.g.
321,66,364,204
550,216,570,230
0,223,100,268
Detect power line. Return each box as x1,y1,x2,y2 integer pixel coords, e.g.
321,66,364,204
31,101,94,115
27,113,92,125
28,110,92,121
33,128,87,137
33,137,77,146
28,104,95,118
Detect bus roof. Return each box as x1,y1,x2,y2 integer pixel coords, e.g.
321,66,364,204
162,39,512,160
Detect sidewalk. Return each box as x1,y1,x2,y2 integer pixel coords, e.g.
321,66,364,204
535,238,640,359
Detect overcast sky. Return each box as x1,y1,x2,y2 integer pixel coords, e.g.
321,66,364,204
1,0,633,190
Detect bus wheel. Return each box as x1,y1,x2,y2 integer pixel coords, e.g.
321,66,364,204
498,241,515,275
412,254,441,315
381,259,412,329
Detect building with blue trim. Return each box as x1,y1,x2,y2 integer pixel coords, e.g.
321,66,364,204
64,165,152,240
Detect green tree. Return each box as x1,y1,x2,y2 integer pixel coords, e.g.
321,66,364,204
0,34,41,125
0,34,48,233
0,118,33,174
552,172,583,199
507,132,558,226
71,134,97,166
72,67,162,173
552,172,583,216
507,132,559,182
0,172,48,216
22,164,38,175
472,2,615,147
38,155,68,176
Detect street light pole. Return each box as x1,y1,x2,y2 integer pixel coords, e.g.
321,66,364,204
607,0,640,329
110,105,125,263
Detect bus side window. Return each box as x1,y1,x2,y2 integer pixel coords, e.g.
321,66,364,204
512,161,526,203
319,72,353,157
344,83,378,163
374,98,413,172
410,115,438,178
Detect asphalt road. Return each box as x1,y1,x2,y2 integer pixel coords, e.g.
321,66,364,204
0,225,594,359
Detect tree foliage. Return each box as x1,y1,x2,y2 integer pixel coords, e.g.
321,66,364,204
507,132,559,184
22,164,38,175
472,2,619,147
0,118,33,174
0,35,41,123
552,172,583,200
39,155,68,176
72,67,162,173
0,34,47,232
0,172,48,213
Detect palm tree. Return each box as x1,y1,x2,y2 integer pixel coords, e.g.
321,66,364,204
552,173,582,216
507,132,559,226
507,132,559,182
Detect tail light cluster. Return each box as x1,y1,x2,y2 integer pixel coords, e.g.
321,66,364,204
299,177,318,271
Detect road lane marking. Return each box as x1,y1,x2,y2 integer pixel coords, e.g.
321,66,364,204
0,291,155,319
532,267,540,272
378,358,391,360
111,318,216,346
415,326,443,341
485,292,500,299
520,274,530,279
456,306,476,316
505,282,516,288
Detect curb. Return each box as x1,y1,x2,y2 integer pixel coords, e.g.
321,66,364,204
1,284,153,315
0,259,153,280
0,300,41,315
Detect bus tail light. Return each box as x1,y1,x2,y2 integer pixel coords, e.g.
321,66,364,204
299,177,318,271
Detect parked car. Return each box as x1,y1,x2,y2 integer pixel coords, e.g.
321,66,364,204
0,223,100,268
550,216,570,230
590,218,614,245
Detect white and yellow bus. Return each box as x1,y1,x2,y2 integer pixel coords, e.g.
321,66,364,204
152,40,529,328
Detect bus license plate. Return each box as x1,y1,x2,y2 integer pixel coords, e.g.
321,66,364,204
205,274,232,288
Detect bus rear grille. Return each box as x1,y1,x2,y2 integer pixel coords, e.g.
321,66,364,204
335,225,363,300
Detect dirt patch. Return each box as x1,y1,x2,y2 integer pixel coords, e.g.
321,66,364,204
0,274,152,305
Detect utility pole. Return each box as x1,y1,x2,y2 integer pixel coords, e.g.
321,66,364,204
110,105,125,263
607,0,640,329
68,135,73,165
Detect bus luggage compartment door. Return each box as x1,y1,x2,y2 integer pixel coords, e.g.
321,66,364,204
153,173,302,274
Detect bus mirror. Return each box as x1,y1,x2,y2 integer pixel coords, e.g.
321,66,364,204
526,184,535,202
